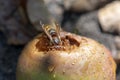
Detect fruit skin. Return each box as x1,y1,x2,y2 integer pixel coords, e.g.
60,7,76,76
16,31,116,80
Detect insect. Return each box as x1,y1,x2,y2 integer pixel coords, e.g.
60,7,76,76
40,21,62,45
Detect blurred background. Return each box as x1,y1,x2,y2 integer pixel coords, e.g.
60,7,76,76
0,0,120,80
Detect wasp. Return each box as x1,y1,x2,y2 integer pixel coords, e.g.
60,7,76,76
40,21,62,45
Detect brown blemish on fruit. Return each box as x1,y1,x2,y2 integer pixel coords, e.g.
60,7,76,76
66,35,80,47
36,32,80,52
41,53,58,73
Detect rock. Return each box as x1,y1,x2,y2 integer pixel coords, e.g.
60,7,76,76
0,0,17,19
0,0,18,31
5,18,30,45
0,72,3,80
27,0,63,31
118,50,120,58
27,0,51,31
115,36,120,50
114,36,120,63
0,0,38,45
98,1,120,35
115,50,120,64
63,0,111,12
44,0,64,22
117,72,120,80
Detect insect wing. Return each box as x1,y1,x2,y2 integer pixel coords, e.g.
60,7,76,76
41,24,53,42
55,23,61,42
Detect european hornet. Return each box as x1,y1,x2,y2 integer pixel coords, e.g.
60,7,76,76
40,21,62,45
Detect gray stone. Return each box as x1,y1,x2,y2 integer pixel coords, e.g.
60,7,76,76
98,1,120,35
63,0,111,12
